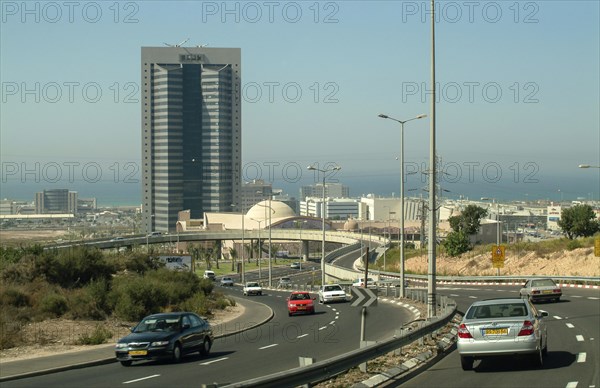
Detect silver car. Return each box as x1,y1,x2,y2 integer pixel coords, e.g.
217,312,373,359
457,298,548,370
520,278,562,303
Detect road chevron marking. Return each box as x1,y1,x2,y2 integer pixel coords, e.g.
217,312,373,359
565,382,578,388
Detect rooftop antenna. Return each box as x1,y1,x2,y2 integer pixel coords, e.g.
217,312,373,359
163,38,190,47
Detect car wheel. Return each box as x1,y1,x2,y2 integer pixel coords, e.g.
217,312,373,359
120,361,132,367
200,337,211,356
531,344,543,367
258,291,262,296
542,338,548,356
460,356,473,371
172,343,182,363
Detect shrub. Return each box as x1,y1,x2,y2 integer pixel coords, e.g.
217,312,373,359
39,293,68,317
566,239,583,251
176,293,211,317
67,280,110,320
0,286,31,307
110,275,170,321
0,312,24,349
199,278,214,296
76,325,113,345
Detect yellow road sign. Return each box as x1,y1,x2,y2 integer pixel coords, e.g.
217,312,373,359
491,245,505,268
595,237,600,257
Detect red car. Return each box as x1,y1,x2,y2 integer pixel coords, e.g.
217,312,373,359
287,291,316,316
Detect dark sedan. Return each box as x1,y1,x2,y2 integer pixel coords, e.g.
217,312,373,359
115,312,213,366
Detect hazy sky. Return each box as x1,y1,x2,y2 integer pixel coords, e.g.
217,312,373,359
1,0,599,202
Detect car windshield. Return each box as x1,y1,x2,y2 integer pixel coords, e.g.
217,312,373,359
466,303,528,319
247,283,259,287
531,279,556,287
134,316,181,333
325,285,342,291
290,293,310,300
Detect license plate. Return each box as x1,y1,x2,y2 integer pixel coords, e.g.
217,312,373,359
484,328,508,335
297,306,305,310
542,290,552,294
129,350,147,356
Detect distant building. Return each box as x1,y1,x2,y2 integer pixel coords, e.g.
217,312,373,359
547,205,561,230
35,189,78,214
300,183,349,200
241,180,272,211
77,198,97,213
141,46,242,233
300,197,359,220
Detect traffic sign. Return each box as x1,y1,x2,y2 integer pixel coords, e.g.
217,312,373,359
350,287,378,307
595,237,600,257
491,245,505,268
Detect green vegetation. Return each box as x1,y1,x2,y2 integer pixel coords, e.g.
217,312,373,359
0,246,234,349
443,205,488,257
558,205,600,239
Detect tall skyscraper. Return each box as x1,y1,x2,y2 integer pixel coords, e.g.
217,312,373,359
142,47,242,232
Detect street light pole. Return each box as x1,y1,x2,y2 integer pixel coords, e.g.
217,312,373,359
378,113,426,298
307,164,341,285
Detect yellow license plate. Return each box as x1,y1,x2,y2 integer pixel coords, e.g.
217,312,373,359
297,306,305,310
542,290,552,294
484,328,508,335
129,350,147,356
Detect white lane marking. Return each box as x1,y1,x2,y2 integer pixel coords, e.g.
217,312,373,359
571,295,583,298
554,316,562,320
565,382,578,388
297,334,309,339
335,311,340,315
123,375,161,384
329,321,335,325
200,357,229,365
318,326,328,331
335,315,339,319
508,290,519,293
566,323,575,328
259,344,278,350
450,294,459,297
577,352,587,363
331,308,337,311
468,296,477,299
589,297,599,300
576,335,584,342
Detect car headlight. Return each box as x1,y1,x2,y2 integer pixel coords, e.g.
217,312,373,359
151,341,170,347
115,343,128,349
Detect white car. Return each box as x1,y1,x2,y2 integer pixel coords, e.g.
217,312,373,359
352,277,377,288
220,277,234,286
318,284,347,304
243,282,262,296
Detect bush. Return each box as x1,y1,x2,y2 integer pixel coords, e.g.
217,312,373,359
566,239,583,251
67,280,110,320
76,325,113,345
176,293,211,317
39,293,68,317
0,312,24,349
0,286,31,307
199,278,214,296
110,275,170,321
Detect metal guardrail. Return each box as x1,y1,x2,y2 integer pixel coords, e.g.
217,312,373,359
375,272,600,285
222,297,457,388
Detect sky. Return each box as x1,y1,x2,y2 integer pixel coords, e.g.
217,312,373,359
1,0,599,205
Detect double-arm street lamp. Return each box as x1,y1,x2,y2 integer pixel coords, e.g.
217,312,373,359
378,113,427,297
307,164,341,285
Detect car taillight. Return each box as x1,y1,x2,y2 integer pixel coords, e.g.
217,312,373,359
458,324,472,339
532,290,540,294
553,288,561,293
518,320,535,336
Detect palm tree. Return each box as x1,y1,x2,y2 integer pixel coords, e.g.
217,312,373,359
229,247,238,272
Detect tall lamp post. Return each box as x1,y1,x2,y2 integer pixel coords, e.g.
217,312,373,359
378,113,427,298
250,218,263,280
481,197,501,276
307,164,341,285
232,203,246,284
255,198,275,288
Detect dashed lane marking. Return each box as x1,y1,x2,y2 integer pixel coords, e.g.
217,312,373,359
200,357,229,365
259,344,278,350
577,352,587,363
576,335,584,342
553,316,562,320
566,323,575,328
565,382,578,388
123,375,161,384
297,334,309,339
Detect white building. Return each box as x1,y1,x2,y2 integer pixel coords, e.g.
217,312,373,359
300,197,359,220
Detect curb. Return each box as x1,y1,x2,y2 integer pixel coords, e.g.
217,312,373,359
0,297,274,383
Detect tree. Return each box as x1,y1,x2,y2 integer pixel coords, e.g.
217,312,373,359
444,205,488,256
558,205,600,239
448,205,488,235
443,230,471,257
229,247,238,272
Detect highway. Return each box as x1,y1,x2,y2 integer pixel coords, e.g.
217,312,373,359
401,285,600,388
2,284,414,387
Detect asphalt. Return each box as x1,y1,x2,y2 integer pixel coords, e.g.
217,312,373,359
0,297,273,382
